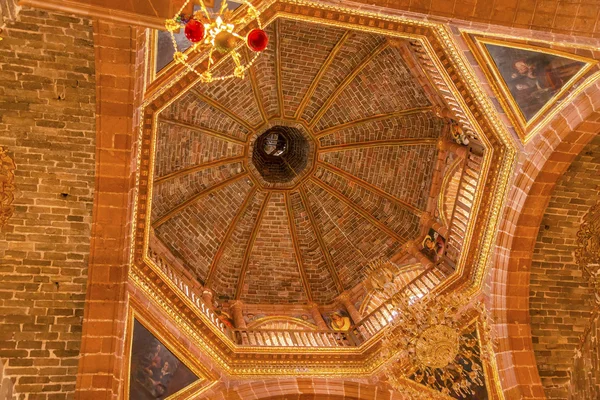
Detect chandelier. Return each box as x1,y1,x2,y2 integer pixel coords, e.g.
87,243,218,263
165,0,268,83
381,292,493,398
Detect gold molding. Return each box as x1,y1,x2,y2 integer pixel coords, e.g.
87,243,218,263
274,19,285,118
0,146,16,228
246,47,270,124
462,32,598,144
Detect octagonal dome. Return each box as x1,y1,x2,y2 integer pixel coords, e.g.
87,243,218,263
149,18,444,305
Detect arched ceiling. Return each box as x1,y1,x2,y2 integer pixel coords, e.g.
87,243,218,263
149,18,444,305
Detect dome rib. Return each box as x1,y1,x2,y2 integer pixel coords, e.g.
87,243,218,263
293,30,353,120
150,18,445,306
298,185,344,294
204,185,259,288
308,40,389,131
153,172,248,228
190,87,256,132
234,192,272,300
309,176,406,244
284,192,313,302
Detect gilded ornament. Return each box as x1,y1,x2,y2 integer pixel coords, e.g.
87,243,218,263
0,146,15,227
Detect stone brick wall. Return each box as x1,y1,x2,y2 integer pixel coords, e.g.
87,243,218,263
530,135,600,399
0,8,95,400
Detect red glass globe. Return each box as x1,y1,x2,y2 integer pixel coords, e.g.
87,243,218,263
247,29,269,52
184,19,205,43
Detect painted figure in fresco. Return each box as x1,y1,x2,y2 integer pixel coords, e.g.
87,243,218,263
485,43,586,121
327,311,351,331
130,321,198,399
421,228,446,263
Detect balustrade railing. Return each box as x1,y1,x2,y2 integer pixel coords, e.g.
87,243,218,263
148,249,231,338
147,141,485,349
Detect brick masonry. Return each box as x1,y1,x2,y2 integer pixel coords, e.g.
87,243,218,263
151,18,443,306
529,135,600,399
0,8,96,399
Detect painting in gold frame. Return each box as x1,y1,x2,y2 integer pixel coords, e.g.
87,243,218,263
463,34,597,143
123,305,215,400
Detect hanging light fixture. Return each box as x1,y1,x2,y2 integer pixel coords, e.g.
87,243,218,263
381,292,494,398
165,0,268,83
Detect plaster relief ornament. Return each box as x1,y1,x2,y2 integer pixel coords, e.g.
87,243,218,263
575,202,600,293
381,292,494,399
0,146,15,227
166,0,267,83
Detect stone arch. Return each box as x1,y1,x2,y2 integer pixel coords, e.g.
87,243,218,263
489,79,600,399
199,378,407,400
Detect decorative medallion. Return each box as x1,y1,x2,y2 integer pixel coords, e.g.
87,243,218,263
576,202,600,277
382,293,493,398
0,146,16,228
463,34,597,143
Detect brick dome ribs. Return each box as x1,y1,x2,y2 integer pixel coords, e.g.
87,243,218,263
149,18,445,306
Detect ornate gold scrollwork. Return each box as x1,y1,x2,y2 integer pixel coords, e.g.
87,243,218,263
0,146,15,228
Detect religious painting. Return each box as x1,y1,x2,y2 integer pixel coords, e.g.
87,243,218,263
129,320,199,400
323,310,351,331
463,33,597,143
420,228,445,263
482,43,585,122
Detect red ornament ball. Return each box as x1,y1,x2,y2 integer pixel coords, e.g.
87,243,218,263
247,29,269,52
184,19,205,43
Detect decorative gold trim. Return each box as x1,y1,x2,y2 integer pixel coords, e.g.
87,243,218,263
246,47,269,124
247,315,318,330
274,19,285,118
0,146,16,228
127,0,520,381
462,32,598,143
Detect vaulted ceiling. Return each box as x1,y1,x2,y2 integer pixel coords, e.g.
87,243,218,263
149,18,444,305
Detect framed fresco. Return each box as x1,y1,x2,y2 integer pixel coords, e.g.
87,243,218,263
463,33,597,143
420,227,446,263
124,307,215,400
